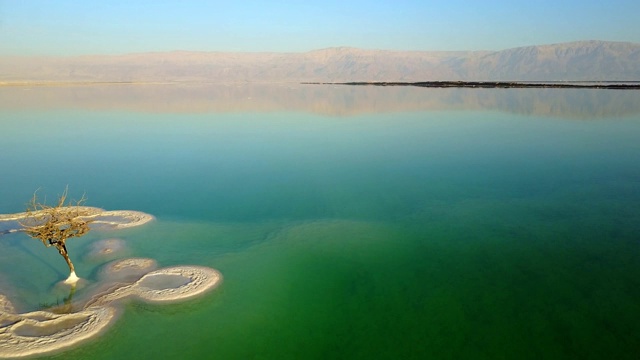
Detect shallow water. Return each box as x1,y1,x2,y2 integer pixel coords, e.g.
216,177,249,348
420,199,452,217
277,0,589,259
1,85,640,359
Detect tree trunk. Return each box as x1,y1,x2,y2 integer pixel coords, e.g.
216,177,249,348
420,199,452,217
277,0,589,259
56,243,75,274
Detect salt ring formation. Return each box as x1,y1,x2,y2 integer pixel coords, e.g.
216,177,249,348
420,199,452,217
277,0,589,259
0,206,156,234
0,209,223,358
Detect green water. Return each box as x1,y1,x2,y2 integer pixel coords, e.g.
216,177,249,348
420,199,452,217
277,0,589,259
1,85,640,359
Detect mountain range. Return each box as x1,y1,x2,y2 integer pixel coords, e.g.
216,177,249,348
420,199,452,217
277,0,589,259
1,40,639,83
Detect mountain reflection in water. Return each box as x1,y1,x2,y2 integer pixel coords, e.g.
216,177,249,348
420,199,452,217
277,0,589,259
1,83,639,119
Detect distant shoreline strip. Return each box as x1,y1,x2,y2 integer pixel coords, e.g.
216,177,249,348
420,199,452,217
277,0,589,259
2,81,639,89
305,81,640,90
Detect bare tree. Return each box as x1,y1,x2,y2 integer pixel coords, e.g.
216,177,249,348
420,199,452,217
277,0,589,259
19,188,94,284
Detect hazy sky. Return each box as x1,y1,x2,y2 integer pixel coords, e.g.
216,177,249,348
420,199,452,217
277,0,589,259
1,0,639,55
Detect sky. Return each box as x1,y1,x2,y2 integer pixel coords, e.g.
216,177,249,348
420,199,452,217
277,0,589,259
1,0,639,56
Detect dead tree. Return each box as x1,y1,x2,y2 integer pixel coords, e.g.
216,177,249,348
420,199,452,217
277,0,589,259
19,188,94,284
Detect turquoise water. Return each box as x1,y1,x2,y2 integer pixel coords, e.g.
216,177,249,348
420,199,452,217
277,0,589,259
1,85,640,359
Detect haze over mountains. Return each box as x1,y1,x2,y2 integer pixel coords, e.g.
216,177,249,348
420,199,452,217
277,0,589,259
1,40,639,83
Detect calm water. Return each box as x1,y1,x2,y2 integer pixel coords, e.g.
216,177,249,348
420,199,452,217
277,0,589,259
1,85,640,359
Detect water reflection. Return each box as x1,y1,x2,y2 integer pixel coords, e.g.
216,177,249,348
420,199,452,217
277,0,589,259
1,83,639,119
0,82,639,359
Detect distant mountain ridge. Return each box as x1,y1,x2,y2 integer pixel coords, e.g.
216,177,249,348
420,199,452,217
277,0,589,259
1,40,639,83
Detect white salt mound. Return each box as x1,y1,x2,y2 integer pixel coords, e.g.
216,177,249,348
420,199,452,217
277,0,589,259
0,258,222,358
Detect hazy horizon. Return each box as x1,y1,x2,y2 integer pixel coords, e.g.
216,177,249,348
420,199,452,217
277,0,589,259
2,1,640,56
2,39,640,58
3,40,638,83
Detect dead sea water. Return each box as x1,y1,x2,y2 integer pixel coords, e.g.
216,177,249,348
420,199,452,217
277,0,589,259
1,85,640,359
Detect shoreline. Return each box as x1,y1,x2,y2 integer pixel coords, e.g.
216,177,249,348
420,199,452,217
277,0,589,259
2,80,640,89
304,81,640,90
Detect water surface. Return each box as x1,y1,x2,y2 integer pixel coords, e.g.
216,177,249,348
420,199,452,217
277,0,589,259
0,85,639,359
